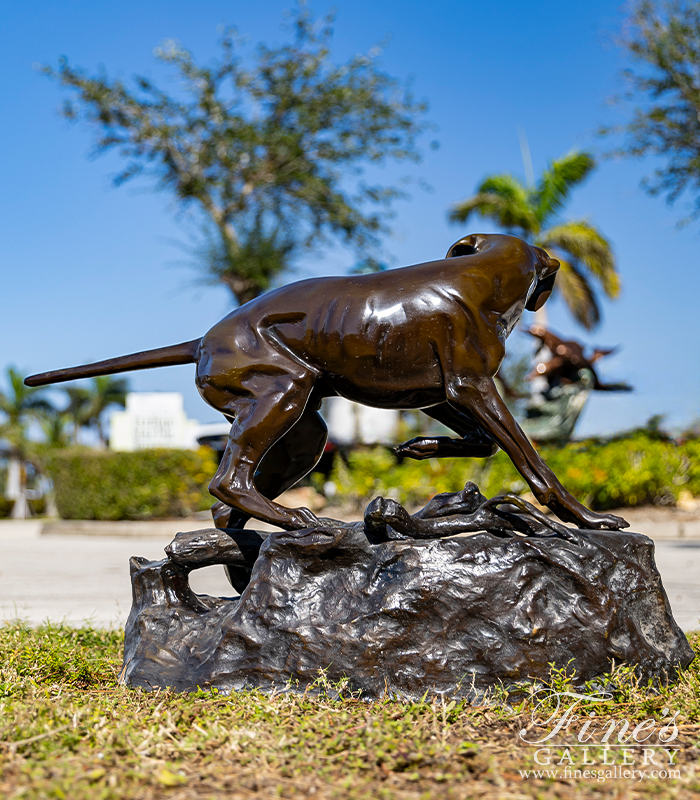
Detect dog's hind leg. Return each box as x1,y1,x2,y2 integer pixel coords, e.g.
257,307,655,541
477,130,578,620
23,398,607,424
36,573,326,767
205,371,323,530
395,402,498,460
257,401,328,500
213,402,328,531
219,403,328,592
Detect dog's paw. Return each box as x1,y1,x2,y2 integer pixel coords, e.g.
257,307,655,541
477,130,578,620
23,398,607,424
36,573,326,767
394,437,439,460
584,512,630,531
556,502,630,532
288,506,322,529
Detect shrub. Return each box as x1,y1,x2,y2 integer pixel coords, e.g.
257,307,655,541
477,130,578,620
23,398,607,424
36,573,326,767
35,431,700,520
46,447,217,520
328,431,696,511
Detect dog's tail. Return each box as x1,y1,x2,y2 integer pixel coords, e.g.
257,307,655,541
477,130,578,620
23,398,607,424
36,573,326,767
24,339,201,387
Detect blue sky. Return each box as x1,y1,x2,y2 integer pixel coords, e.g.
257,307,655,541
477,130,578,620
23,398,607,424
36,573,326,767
2,0,698,435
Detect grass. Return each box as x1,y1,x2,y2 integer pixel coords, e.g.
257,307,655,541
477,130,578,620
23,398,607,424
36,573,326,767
1,623,700,798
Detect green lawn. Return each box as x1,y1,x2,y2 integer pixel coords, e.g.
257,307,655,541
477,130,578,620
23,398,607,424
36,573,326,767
1,623,700,799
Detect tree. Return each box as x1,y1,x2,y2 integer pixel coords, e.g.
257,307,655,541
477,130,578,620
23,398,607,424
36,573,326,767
43,7,429,306
603,1,700,225
64,386,92,445
38,408,71,450
449,151,621,329
64,377,128,446
0,367,53,518
83,376,129,447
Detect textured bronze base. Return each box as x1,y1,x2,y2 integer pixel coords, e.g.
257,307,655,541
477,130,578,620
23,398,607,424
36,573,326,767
122,519,693,699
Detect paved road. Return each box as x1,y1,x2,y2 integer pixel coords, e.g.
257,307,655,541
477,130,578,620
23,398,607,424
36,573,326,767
0,521,233,628
651,539,700,631
1,520,699,631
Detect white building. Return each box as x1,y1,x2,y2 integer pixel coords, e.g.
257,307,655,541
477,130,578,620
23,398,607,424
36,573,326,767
110,393,201,451
109,392,400,453
194,398,401,454
322,397,400,445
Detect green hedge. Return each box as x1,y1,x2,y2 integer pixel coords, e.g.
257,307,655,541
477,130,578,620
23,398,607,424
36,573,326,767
326,432,700,511
25,431,700,520
46,448,218,520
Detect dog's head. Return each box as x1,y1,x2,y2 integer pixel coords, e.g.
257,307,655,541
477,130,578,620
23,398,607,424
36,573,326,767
446,234,559,312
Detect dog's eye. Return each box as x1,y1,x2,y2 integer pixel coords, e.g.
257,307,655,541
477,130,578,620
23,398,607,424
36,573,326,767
448,243,477,258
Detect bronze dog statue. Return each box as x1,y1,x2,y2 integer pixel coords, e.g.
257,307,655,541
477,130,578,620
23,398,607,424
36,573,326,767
26,233,628,532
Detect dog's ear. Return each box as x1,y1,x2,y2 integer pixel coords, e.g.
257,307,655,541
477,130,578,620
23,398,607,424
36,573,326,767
446,235,479,258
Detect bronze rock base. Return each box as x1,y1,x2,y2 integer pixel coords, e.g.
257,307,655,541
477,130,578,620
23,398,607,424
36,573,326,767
122,514,693,699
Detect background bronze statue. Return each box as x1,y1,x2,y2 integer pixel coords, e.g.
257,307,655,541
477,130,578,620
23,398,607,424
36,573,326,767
500,324,634,444
25,233,628,532
526,324,633,392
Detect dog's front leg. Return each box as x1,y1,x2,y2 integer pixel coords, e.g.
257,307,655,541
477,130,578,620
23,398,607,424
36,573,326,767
395,435,496,460
446,375,628,531
395,402,498,460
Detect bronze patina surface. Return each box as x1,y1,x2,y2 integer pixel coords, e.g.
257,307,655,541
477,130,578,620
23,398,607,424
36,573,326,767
26,233,627,533
122,489,692,697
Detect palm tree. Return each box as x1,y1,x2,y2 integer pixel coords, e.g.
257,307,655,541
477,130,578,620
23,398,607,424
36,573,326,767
83,376,128,447
0,367,53,519
449,151,620,330
64,385,92,445
39,407,72,449
63,377,128,447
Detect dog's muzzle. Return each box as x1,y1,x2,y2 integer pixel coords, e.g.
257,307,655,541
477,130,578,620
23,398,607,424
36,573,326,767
526,272,557,312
